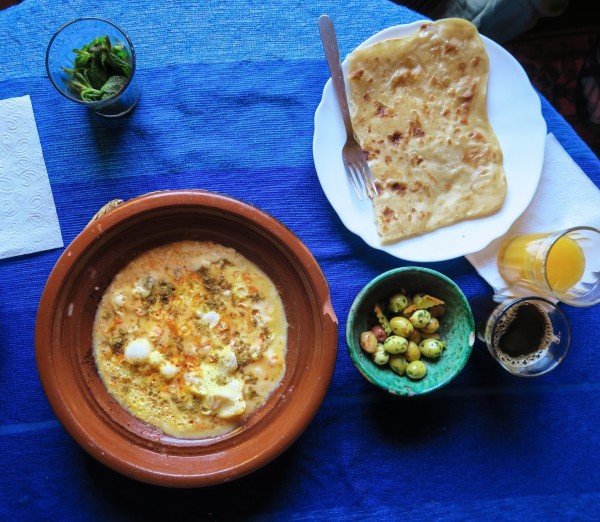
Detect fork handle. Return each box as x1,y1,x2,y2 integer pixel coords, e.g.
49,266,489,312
318,15,354,138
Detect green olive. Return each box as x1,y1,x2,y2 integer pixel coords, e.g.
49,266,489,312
409,309,431,329
404,341,421,362
406,360,427,380
389,316,414,337
372,346,390,365
388,293,408,314
419,338,445,359
412,293,426,306
389,355,408,375
421,317,440,334
359,331,378,353
383,335,408,354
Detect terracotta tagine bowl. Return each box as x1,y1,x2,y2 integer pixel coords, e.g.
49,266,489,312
35,190,338,487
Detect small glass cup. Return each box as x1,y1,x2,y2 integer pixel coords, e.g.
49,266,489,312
471,294,570,377
46,18,140,118
497,226,600,307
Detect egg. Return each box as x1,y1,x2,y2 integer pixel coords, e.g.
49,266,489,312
124,338,152,363
160,361,178,380
199,310,220,328
148,350,165,366
93,240,288,439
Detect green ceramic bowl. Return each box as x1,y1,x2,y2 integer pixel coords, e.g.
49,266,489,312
346,267,475,396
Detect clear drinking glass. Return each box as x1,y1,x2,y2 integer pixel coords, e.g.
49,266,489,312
45,18,140,118
471,294,570,377
497,226,600,307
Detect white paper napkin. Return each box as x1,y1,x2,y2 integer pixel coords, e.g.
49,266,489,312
466,133,600,296
0,95,63,259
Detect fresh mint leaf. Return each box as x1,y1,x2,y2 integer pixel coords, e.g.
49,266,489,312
63,34,132,103
100,76,128,99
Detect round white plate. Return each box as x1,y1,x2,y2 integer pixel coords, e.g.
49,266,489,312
313,21,547,262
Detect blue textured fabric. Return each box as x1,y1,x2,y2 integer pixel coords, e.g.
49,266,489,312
1,1,600,520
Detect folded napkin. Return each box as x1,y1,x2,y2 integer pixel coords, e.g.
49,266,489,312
466,133,600,296
0,96,63,260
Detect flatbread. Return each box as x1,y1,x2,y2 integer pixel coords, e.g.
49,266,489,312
347,18,507,243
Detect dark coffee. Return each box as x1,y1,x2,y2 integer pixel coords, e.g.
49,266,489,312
492,301,557,367
498,302,547,357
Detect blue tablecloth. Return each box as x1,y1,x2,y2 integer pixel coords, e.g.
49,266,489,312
1,1,599,520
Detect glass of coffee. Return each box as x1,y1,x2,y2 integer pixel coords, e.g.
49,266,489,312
471,294,570,377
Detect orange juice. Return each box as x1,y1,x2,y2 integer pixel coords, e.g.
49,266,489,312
545,235,585,293
498,232,586,296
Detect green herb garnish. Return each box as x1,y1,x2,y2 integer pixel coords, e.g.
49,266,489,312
63,35,131,102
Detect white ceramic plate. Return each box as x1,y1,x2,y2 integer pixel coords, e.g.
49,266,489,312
313,21,547,262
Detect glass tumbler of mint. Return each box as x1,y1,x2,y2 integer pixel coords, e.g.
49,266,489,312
46,18,140,118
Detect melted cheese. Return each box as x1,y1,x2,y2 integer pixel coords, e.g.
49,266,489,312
92,240,288,439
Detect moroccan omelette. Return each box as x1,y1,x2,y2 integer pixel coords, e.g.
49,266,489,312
92,240,288,439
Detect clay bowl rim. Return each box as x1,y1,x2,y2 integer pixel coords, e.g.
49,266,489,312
35,189,338,487
346,266,475,396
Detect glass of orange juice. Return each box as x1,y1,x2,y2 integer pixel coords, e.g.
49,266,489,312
497,226,600,306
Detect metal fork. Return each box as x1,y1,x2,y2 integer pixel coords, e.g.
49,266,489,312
318,14,378,200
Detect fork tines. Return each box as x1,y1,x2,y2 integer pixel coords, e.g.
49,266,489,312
345,155,378,200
